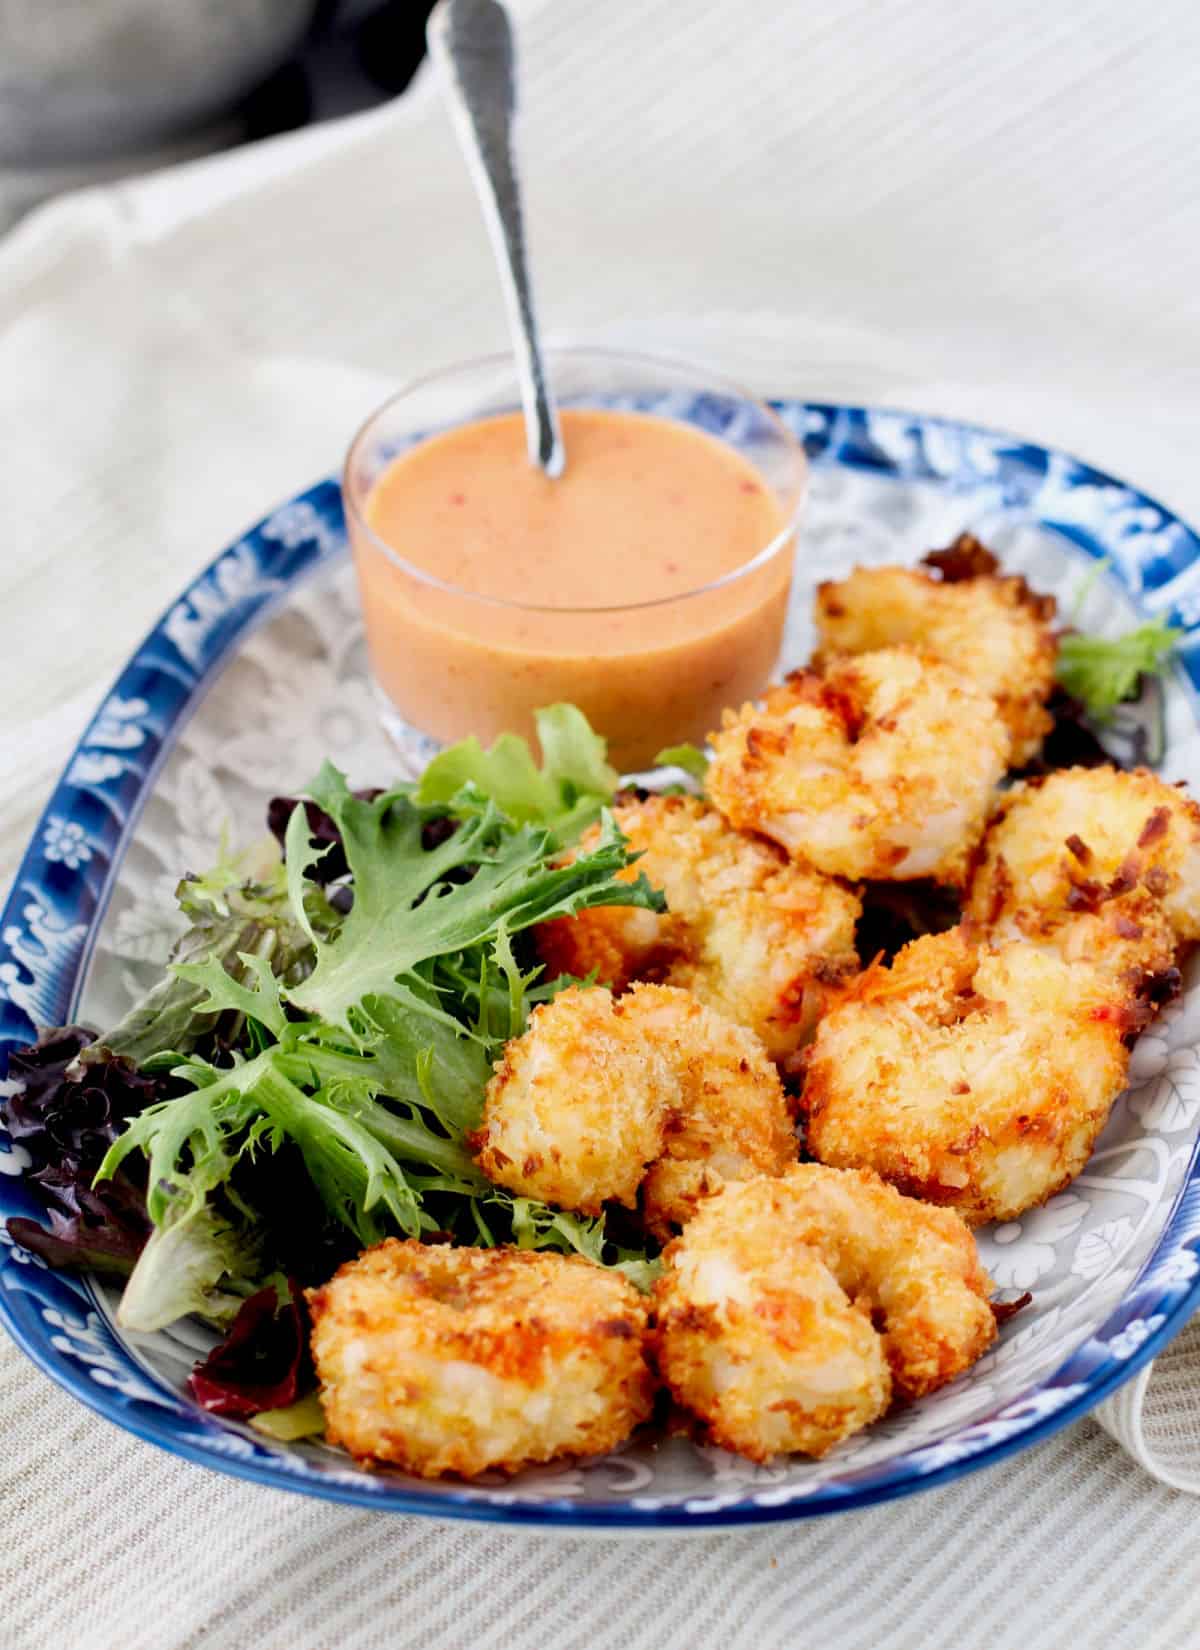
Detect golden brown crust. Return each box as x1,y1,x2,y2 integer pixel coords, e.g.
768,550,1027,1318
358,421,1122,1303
706,647,1010,886
471,985,673,1213
308,1240,654,1478
813,549,1058,765
631,986,798,1239
651,1165,995,1461
966,765,1200,947
473,983,797,1233
801,916,1171,1224
535,793,860,1061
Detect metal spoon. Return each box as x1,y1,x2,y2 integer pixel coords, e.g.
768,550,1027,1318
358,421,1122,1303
426,0,565,478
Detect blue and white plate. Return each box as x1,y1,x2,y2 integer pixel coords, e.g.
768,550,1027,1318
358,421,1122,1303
3,401,1200,1530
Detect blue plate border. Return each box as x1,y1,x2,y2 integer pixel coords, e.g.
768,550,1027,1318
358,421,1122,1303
2,403,1200,1528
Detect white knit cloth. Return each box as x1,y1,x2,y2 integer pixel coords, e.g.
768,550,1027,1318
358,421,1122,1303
4,1,1200,1643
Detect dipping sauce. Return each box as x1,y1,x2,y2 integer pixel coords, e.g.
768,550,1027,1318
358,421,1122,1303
349,406,800,770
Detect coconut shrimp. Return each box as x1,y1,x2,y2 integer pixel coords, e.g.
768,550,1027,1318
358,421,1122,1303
802,919,1175,1225
472,983,796,1232
706,647,1010,885
536,793,861,1061
966,764,1200,949
652,1164,995,1461
815,538,1057,764
308,1240,654,1478
634,986,799,1239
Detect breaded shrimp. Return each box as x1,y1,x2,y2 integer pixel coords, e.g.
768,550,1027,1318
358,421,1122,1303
632,986,799,1239
308,1240,654,1478
802,919,1174,1225
536,793,861,1060
652,1164,995,1461
707,647,1010,885
815,537,1057,764
966,764,1200,947
472,985,677,1214
473,984,796,1230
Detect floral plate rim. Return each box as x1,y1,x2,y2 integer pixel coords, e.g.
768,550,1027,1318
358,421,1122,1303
3,399,1200,1529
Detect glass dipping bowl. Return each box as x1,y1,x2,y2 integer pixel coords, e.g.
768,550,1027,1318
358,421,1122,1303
343,347,806,773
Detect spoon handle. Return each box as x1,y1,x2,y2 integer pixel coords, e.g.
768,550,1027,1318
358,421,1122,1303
427,0,565,478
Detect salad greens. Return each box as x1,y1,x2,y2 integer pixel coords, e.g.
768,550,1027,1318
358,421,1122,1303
417,703,619,844
652,743,710,785
4,704,668,1418
87,760,663,1334
1057,616,1181,721
9,583,1172,1409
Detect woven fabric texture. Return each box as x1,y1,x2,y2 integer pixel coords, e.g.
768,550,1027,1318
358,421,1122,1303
3,1,1200,1643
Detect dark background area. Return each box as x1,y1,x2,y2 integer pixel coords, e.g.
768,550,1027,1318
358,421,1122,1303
0,0,439,233
230,0,438,142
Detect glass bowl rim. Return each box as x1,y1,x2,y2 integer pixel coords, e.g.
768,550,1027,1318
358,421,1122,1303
341,344,806,616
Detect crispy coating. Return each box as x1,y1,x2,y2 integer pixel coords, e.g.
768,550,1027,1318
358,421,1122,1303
815,547,1057,764
802,919,1173,1224
536,793,861,1060
472,985,676,1214
633,986,799,1239
473,983,796,1229
966,764,1200,947
652,1164,995,1461
706,647,1011,885
308,1240,654,1478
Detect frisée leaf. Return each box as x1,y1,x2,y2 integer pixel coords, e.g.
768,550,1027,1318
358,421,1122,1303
86,755,666,1341
285,763,662,1027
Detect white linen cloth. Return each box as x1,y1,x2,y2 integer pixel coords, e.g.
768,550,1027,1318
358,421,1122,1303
3,1,1200,1643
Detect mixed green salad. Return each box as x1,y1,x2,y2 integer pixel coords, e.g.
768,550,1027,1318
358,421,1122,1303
2,613,1178,1429
7,707,677,1424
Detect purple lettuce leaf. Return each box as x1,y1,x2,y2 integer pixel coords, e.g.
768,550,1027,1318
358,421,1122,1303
267,789,382,884
4,1028,157,1275
188,1280,312,1417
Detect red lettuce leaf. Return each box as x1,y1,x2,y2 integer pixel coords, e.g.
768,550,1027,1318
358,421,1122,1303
188,1281,312,1417
3,1028,156,1275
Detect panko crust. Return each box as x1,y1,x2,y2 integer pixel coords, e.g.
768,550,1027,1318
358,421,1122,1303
966,764,1200,947
815,539,1058,765
631,985,798,1239
473,983,796,1231
802,920,1170,1224
706,647,1011,886
536,792,861,1060
308,1240,654,1478
652,1165,995,1461
472,985,675,1213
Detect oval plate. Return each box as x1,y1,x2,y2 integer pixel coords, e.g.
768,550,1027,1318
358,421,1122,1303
4,401,1200,1530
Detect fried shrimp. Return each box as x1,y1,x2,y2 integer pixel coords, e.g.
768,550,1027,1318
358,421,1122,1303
706,647,1010,885
814,537,1057,764
632,986,799,1239
802,920,1173,1224
472,985,676,1214
966,764,1200,948
473,983,796,1230
308,1240,654,1478
535,793,861,1059
652,1164,995,1461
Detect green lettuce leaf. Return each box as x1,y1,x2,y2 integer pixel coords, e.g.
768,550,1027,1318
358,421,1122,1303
250,1391,327,1441
416,703,619,843
1057,616,1180,720
115,1200,257,1333
286,764,662,1027
652,743,710,785
88,866,312,1069
96,752,666,1332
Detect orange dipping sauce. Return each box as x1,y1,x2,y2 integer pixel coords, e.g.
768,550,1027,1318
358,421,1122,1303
349,407,800,770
